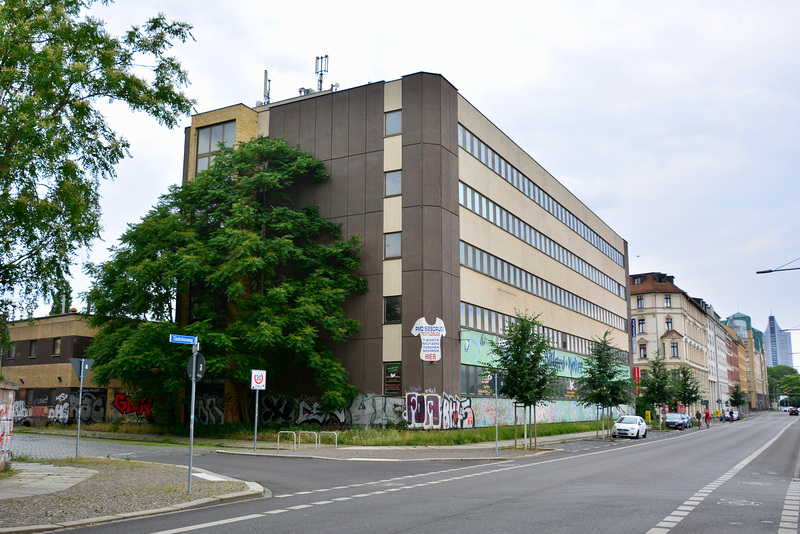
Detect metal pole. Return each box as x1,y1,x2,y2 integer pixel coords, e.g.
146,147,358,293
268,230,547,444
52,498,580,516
188,346,197,495
76,358,84,459
254,389,259,451
494,374,499,457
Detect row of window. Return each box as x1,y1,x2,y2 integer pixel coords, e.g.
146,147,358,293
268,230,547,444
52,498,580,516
461,302,595,356
638,342,679,358
635,294,672,308
461,366,581,399
5,338,61,360
635,317,674,334
460,241,628,332
459,182,626,300
457,124,625,267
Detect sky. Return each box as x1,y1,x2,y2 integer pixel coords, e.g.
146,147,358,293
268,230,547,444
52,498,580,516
53,1,800,362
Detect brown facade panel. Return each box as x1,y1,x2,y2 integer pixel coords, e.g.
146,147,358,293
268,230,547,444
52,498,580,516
299,99,317,151
365,151,384,214
361,274,383,340
421,143,443,208
362,339,383,394
421,205,444,272
421,74,443,146
331,91,350,159
346,154,367,216
314,96,333,161
401,143,423,207
347,86,367,155
365,83,385,154
400,206,423,272
362,211,383,275
401,75,423,146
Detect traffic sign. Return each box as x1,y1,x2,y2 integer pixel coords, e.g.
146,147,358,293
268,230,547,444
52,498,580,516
187,353,206,382
170,334,197,345
70,358,95,379
251,370,267,390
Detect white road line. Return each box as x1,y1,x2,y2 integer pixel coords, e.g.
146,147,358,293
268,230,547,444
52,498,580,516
150,514,265,534
779,479,800,534
646,422,794,534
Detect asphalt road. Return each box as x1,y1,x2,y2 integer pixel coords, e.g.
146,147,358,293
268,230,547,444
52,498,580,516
17,412,800,534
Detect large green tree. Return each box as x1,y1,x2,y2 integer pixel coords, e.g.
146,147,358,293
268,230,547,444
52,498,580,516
85,136,367,421
768,365,798,407
487,311,559,450
575,330,632,438
729,384,749,412
638,352,673,429
673,366,703,413
0,0,194,346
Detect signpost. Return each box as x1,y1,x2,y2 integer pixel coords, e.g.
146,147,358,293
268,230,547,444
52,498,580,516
69,358,94,459
170,334,202,494
251,370,266,451
487,372,505,457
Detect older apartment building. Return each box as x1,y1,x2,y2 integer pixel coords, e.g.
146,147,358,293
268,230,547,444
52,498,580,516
183,72,631,428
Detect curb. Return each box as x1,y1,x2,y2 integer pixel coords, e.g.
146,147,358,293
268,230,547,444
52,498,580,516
0,477,267,534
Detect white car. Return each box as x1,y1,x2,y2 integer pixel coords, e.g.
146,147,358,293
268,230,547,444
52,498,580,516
612,415,648,439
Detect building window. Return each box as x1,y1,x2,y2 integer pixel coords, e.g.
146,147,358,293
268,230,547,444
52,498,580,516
7,344,15,360
384,296,402,324
638,319,646,334
384,232,401,259
385,111,401,136
196,121,235,172
670,342,679,358
664,294,671,307
637,296,644,309
52,337,61,357
633,276,642,285
29,340,37,359
385,170,402,197
666,318,672,331
639,344,647,359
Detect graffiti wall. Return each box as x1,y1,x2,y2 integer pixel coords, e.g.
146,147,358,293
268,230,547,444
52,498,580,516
11,388,156,426
0,385,15,469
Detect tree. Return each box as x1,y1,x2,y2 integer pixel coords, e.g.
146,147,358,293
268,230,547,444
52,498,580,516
638,352,673,429
729,384,749,412
778,374,800,407
673,366,703,413
85,136,367,421
768,365,798,407
486,311,559,450
47,281,73,315
575,330,632,439
0,0,194,347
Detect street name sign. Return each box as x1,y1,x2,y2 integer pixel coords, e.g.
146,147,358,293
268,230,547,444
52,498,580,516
170,334,197,345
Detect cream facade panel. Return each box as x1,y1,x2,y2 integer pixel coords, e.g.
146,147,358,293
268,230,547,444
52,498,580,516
383,196,402,233
384,80,402,112
257,109,270,137
8,316,95,341
383,259,402,295
188,105,258,180
382,324,403,362
383,136,402,171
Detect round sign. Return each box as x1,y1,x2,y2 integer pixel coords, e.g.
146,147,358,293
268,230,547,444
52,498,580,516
187,353,206,382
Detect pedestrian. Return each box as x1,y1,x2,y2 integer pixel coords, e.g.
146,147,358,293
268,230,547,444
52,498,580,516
729,410,733,422
704,410,711,428
695,410,702,428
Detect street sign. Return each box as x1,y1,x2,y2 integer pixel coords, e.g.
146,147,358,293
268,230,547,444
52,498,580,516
70,358,95,379
170,334,197,345
187,353,206,382
251,370,267,390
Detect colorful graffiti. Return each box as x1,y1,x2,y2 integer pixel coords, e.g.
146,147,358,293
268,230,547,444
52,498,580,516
112,392,154,422
0,388,14,469
196,394,225,425
404,392,475,429
12,399,28,423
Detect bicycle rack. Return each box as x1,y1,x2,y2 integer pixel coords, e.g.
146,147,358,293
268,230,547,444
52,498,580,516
299,430,319,450
319,431,338,449
277,430,297,451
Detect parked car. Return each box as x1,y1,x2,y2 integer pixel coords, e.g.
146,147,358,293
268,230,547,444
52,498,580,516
722,410,741,421
665,413,686,430
789,408,798,416
612,415,648,439
680,414,693,428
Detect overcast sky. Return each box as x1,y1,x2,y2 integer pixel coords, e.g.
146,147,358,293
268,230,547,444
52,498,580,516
58,1,800,362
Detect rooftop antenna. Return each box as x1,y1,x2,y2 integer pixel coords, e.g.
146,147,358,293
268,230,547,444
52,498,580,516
315,55,328,92
263,70,271,104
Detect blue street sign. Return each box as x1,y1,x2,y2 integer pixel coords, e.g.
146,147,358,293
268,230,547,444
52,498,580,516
170,334,197,345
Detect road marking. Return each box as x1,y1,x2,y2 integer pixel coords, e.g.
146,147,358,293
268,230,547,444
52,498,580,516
647,422,793,534
150,514,265,533
780,479,800,534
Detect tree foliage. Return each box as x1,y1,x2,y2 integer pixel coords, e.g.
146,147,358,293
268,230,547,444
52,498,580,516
576,330,632,410
728,383,749,411
0,0,194,346
575,330,631,437
673,366,703,410
487,311,558,449
85,136,367,419
638,352,673,427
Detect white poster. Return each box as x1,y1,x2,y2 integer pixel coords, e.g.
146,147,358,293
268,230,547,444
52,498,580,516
411,317,446,362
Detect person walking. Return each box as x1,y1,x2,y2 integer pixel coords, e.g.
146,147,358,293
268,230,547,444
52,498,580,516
695,410,702,429
704,410,711,428
729,410,734,422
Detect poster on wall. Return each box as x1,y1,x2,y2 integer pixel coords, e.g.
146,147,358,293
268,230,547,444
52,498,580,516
411,317,446,362
384,363,401,395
